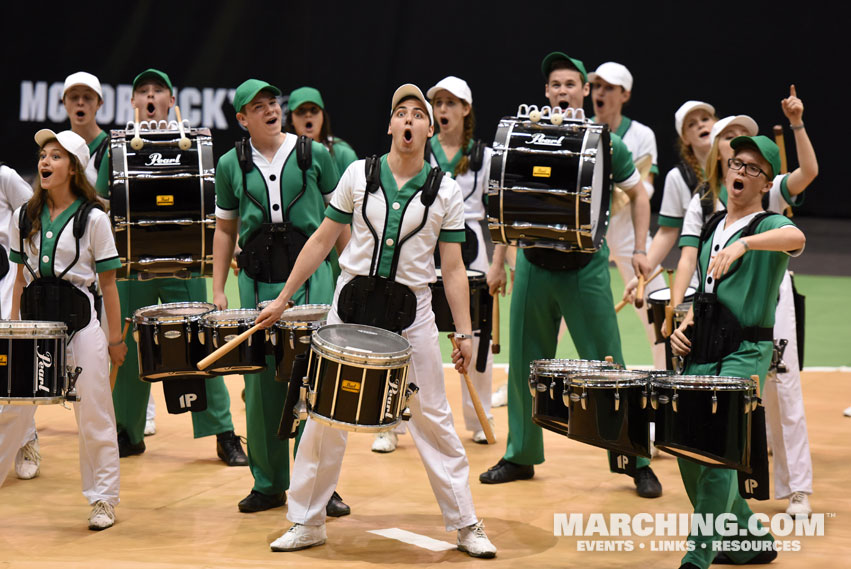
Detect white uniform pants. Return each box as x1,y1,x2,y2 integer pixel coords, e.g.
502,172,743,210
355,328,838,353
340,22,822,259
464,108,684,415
287,275,477,530
0,319,120,505
764,271,813,498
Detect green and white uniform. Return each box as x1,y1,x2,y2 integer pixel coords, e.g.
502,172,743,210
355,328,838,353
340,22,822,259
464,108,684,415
215,134,339,495
503,131,650,469
326,138,358,280
86,131,110,196
679,211,802,569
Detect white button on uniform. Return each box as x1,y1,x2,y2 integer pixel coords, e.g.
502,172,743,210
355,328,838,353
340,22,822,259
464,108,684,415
45,231,54,239
392,202,401,210
42,255,49,263
386,238,394,246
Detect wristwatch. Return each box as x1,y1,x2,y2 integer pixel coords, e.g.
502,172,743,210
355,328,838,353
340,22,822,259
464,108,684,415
453,333,473,340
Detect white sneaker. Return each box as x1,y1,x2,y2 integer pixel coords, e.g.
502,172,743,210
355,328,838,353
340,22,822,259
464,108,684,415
650,441,660,458
144,419,157,436
457,520,497,558
472,418,496,444
786,492,812,516
372,431,398,453
15,437,41,480
844,405,851,417
270,523,327,552
88,501,116,530
491,383,508,408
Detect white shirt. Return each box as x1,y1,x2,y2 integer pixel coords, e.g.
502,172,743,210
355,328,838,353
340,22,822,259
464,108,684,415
659,166,693,223
428,146,493,222
0,165,34,252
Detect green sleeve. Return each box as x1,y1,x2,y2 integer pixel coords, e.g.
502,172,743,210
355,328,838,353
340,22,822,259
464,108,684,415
325,203,353,224
678,235,699,249
96,256,122,273
779,175,805,208
95,150,110,198
610,133,637,183
658,215,683,228
9,250,23,264
438,228,466,243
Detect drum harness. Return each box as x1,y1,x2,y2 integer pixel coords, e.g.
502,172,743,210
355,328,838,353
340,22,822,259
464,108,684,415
234,135,315,304
686,210,780,372
17,200,104,338
0,163,9,281
337,155,442,334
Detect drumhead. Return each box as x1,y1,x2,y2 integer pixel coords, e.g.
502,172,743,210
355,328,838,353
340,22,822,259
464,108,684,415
201,309,258,326
435,269,485,280
651,375,754,391
276,304,331,329
312,324,411,367
134,302,216,323
531,358,618,376
648,286,697,303
0,320,67,337
567,369,650,388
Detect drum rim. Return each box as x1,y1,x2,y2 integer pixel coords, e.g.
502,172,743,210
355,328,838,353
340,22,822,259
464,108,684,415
650,375,755,390
647,286,696,303
434,268,486,280
133,301,217,324
201,308,260,326
274,304,332,330
0,320,68,336
531,358,618,375
311,324,412,365
565,369,651,387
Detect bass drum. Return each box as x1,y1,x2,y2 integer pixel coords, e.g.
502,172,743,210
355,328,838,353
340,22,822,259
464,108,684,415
488,117,612,253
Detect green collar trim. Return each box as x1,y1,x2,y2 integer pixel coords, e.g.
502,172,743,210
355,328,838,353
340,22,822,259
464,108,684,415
429,137,472,178
39,198,84,277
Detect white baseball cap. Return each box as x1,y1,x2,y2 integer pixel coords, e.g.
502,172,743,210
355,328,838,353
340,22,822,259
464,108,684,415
674,100,715,135
588,62,633,91
391,83,434,124
62,71,103,100
34,129,90,170
426,76,473,105
709,115,759,147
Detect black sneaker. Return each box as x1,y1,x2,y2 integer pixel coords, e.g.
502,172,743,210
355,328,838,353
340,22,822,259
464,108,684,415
326,491,351,517
117,431,145,458
634,466,662,498
238,490,286,513
714,549,778,564
479,458,534,484
216,431,248,466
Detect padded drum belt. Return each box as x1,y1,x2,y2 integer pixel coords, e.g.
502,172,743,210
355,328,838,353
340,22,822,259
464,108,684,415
337,275,417,334
21,277,91,334
237,222,308,283
689,292,773,367
524,248,593,272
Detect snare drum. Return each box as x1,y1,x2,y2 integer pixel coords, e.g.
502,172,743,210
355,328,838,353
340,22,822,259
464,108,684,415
564,369,652,457
133,302,216,381
199,309,266,374
646,286,696,343
651,375,755,471
488,116,612,252
109,126,215,279
259,303,330,382
0,321,68,404
429,269,490,332
529,359,618,436
306,324,415,432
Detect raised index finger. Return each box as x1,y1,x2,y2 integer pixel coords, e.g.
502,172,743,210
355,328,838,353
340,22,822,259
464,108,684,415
790,84,797,97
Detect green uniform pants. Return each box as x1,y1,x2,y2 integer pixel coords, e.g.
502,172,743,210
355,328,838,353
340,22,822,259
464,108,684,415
238,263,334,495
112,278,234,445
679,341,774,568
504,246,649,469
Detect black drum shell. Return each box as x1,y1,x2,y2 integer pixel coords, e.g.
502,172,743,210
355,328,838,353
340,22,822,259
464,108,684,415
0,335,66,403
200,321,266,375
268,326,314,382
135,319,212,381
565,383,651,458
646,287,695,344
530,373,570,436
429,270,490,332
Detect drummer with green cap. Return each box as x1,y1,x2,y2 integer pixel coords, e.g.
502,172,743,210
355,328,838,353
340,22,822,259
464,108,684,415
111,68,247,469
212,78,348,515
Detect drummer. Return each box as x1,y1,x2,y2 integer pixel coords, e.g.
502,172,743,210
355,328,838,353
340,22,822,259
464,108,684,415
0,129,126,530
109,69,247,466
670,135,806,568
481,51,662,499
255,83,497,558
62,72,111,193
212,78,348,515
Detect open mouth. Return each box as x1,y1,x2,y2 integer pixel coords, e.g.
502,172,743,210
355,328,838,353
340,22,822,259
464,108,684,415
699,131,710,138
305,121,313,129
147,102,155,114
558,101,569,110
439,117,449,126
76,111,85,118
266,117,277,125
41,170,52,179
594,99,604,108
733,179,744,190
403,128,413,142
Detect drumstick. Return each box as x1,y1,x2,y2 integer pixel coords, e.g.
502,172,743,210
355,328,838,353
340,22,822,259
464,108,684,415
665,268,674,289
449,334,495,444
130,107,143,150
197,323,262,371
773,125,788,174
664,305,674,339
109,319,131,391
175,105,191,150
491,294,500,354
604,355,614,364
614,266,664,313
634,275,646,309
751,374,761,400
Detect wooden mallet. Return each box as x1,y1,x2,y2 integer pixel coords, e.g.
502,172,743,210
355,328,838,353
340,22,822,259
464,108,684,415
614,266,663,313
130,107,143,150
449,334,495,444
175,105,191,150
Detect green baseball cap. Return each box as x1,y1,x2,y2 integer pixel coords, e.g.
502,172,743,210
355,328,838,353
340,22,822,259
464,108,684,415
288,87,324,111
730,135,781,178
233,79,282,113
133,68,173,93
541,51,587,83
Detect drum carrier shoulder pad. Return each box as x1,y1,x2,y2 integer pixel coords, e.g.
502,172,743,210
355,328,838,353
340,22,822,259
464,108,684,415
688,211,780,368
235,135,315,283
18,200,104,334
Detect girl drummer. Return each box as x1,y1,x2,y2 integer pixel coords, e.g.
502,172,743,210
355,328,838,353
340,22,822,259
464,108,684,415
0,129,126,530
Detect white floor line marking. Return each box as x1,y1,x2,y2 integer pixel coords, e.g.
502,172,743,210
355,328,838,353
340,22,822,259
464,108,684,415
368,528,456,552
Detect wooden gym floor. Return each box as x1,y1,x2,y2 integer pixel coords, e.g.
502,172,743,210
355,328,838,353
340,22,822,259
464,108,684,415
1,368,848,568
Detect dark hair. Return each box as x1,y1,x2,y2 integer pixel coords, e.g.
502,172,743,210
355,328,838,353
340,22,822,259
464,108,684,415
284,106,336,156
26,141,99,240
548,60,584,82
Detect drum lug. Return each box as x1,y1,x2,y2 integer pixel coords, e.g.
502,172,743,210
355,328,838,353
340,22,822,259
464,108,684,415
528,375,537,397
650,389,658,410
641,387,648,409
580,390,587,411
549,381,557,401
613,389,620,412
153,323,160,345
536,382,547,393
185,322,192,344
212,329,219,348
198,329,205,345
712,392,718,414
401,382,419,421
132,329,140,344
672,392,679,413
64,366,82,402
295,383,309,421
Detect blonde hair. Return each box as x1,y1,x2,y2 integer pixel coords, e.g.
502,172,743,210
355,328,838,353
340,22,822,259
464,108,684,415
432,101,476,177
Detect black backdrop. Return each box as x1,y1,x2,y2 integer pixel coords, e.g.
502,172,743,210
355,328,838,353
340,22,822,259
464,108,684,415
3,1,845,217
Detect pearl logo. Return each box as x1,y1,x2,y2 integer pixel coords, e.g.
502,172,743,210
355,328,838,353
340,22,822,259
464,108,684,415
526,133,566,147
145,152,182,166
36,349,53,393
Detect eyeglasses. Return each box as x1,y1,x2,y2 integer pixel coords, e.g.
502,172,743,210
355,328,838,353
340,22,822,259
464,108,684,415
293,105,321,116
727,157,769,179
